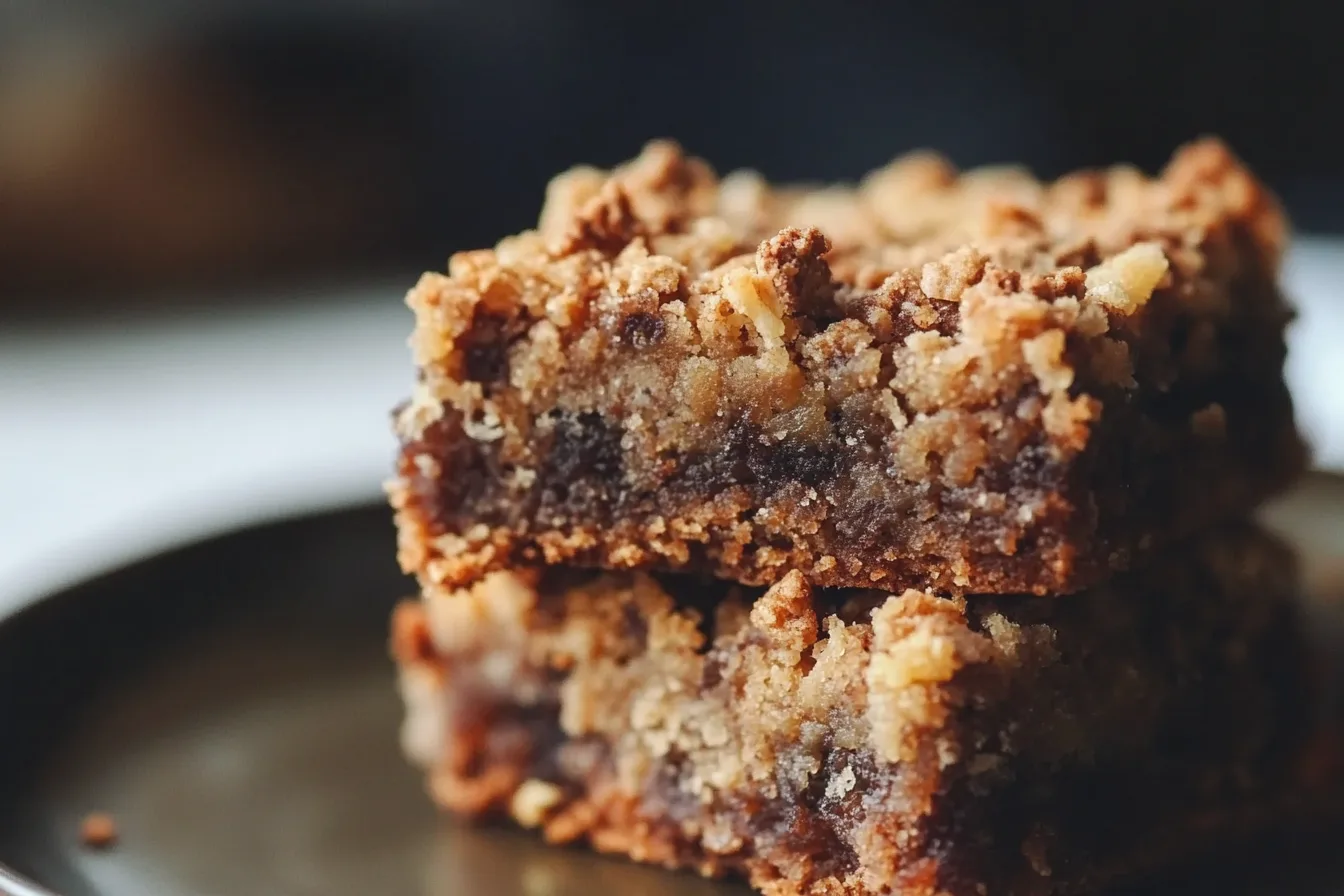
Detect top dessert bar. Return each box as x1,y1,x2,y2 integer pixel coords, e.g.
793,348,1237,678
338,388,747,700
391,139,1304,597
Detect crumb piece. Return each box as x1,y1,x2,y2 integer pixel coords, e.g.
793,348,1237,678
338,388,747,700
722,268,788,349
80,812,118,850
550,181,646,257
824,764,857,799
1084,242,1170,314
511,779,566,828
756,226,835,315
919,246,987,302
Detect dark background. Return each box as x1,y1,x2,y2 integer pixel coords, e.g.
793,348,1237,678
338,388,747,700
2,0,1340,311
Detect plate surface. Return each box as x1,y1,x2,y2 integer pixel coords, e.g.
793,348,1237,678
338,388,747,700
2,479,1343,896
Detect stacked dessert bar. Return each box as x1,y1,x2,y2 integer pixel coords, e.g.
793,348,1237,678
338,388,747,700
388,140,1329,895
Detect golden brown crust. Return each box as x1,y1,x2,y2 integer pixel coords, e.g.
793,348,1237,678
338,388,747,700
393,526,1330,895
392,139,1303,596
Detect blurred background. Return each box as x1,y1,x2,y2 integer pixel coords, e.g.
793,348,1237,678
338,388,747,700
4,0,1344,308
2,0,1343,603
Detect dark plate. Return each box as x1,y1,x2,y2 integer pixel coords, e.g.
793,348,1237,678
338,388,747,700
1,479,1343,896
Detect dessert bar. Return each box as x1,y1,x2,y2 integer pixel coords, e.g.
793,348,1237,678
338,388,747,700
392,525,1325,896
391,139,1303,596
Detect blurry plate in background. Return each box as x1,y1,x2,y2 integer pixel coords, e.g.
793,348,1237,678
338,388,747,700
6,0,1344,306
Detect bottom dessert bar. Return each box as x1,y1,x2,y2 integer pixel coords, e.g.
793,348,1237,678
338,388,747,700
391,525,1328,896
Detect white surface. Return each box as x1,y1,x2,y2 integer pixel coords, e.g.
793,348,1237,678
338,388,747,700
0,243,1341,617
1284,239,1344,466
0,291,412,615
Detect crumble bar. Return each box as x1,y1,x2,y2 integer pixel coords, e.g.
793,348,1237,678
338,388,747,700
391,139,1303,596
391,525,1331,896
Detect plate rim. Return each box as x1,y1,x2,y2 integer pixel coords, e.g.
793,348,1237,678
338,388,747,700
0,500,397,896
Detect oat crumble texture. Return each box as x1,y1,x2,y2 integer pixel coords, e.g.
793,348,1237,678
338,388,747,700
391,526,1327,896
390,139,1303,597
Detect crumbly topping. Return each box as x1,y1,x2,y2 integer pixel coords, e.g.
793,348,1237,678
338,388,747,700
402,138,1287,476
403,137,1285,426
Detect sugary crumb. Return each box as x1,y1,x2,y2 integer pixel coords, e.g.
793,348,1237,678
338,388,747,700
824,764,858,799
511,779,565,828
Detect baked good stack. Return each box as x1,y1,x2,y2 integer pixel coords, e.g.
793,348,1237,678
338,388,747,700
387,140,1329,895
